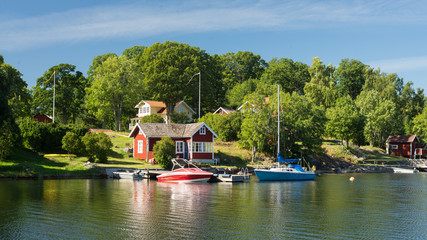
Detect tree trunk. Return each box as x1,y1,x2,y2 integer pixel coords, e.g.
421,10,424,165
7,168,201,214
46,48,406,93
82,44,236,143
102,116,106,129
165,103,174,124
251,145,257,163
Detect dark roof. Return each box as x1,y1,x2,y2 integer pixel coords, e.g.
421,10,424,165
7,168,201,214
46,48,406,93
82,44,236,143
386,135,417,143
129,122,218,138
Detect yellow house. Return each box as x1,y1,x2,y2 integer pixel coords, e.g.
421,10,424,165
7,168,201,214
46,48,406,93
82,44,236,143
129,100,196,129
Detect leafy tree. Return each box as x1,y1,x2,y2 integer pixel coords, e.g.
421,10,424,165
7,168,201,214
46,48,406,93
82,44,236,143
356,90,402,147
2,61,32,119
140,114,165,123
412,106,427,144
0,55,22,159
326,96,363,147
226,78,258,108
32,64,88,124
220,51,267,90
335,59,366,100
122,46,146,65
62,132,82,157
140,42,204,123
200,112,242,141
260,58,310,94
86,55,143,131
81,132,113,163
87,53,117,82
401,82,424,133
304,57,337,108
153,137,175,169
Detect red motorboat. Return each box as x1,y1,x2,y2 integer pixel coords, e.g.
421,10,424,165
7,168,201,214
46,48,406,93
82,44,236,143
156,158,213,183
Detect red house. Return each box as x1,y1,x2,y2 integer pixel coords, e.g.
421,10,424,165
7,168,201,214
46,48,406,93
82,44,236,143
386,135,423,158
33,113,52,123
128,122,218,164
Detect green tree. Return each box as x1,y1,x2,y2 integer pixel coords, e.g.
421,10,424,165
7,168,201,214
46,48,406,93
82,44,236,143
304,57,337,108
326,96,363,147
260,58,310,94
81,132,113,163
86,55,143,131
62,132,82,157
226,78,258,108
153,137,175,169
356,90,402,147
200,112,242,141
0,55,22,159
140,41,203,123
335,59,366,100
87,53,117,82
220,51,267,90
32,64,88,124
401,82,424,133
412,107,427,143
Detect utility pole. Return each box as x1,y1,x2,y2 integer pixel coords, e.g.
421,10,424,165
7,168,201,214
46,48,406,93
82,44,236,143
53,71,55,123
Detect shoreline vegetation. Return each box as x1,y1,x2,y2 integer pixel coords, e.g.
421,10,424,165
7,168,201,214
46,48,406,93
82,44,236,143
0,131,407,179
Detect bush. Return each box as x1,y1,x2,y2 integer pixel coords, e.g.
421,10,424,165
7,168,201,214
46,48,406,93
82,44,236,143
62,132,83,156
171,112,192,124
199,112,242,141
81,132,113,163
140,114,165,123
18,118,89,153
153,137,175,169
0,118,21,160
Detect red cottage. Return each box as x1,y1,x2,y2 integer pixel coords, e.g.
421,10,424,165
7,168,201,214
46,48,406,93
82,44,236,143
386,135,423,158
33,113,52,123
128,122,218,164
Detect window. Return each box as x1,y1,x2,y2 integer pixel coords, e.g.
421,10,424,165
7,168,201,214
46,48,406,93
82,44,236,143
137,140,144,153
191,142,213,152
176,141,184,153
391,145,398,150
200,127,206,135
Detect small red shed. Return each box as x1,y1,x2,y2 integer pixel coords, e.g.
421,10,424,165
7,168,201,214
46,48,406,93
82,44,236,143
128,122,218,164
386,135,423,158
33,113,52,123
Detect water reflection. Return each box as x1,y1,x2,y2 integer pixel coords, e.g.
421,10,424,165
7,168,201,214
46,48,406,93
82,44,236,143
0,174,426,239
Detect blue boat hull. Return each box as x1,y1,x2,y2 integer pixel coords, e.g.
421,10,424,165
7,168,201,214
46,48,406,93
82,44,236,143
255,169,316,181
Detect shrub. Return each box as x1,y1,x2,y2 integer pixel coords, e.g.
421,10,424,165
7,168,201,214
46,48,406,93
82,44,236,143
62,132,83,156
153,137,175,169
140,114,164,123
171,112,192,124
81,132,113,163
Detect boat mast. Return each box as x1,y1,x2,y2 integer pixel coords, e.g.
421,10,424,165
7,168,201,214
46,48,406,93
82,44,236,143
277,82,280,156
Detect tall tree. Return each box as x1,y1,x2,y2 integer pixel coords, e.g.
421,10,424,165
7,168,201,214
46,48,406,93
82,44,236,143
32,64,88,124
412,106,427,143
335,58,366,100
260,58,310,94
87,53,117,82
221,51,267,90
86,55,143,131
140,41,203,123
1,58,32,119
304,57,337,108
326,95,363,147
0,55,22,159
401,81,425,133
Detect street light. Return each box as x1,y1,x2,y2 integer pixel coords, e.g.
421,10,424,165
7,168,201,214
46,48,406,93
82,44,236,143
187,72,201,121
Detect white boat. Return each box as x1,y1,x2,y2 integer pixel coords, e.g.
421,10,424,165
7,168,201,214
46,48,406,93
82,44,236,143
254,83,316,181
156,158,213,183
392,167,419,174
113,169,145,179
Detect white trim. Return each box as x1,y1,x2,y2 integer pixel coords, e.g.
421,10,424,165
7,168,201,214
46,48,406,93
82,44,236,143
176,100,196,114
200,127,206,135
391,145,398,150
146,138,149,160
212,134,214,159
190,123,218,138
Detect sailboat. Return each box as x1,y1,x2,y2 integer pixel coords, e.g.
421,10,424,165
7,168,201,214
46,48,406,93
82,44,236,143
254,83,316,181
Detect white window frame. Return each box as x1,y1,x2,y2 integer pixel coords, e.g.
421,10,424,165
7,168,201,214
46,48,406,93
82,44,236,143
391,145,398,150
191,142,213,153
176,141,184,153
200,127,206,135
137,140,144,154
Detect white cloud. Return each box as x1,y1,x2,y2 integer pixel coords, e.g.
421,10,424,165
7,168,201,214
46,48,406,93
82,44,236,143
1,0,426,51
368,56,427,72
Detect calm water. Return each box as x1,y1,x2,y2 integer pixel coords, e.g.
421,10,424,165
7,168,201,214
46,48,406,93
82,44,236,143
0,173,426,239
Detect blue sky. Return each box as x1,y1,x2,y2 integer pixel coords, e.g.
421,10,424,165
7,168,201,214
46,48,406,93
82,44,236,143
1,0,426,91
